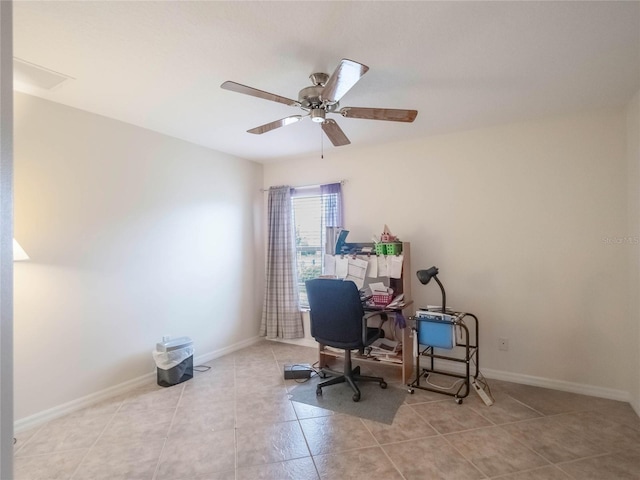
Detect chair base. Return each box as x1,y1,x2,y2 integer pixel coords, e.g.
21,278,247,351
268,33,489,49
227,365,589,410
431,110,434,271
316,350,387,402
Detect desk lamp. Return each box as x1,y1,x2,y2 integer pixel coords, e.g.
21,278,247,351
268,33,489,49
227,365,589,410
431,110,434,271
416,266,446,313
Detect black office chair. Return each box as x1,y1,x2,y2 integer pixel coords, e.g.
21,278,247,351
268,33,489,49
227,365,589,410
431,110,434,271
306,278,387,402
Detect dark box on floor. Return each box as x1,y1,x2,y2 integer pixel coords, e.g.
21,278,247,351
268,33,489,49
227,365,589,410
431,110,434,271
157,355,193,387
284,363,312,379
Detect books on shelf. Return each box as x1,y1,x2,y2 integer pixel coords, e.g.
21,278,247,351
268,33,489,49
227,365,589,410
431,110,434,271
364,338,403,363
368,338,399,354
322,339,403,364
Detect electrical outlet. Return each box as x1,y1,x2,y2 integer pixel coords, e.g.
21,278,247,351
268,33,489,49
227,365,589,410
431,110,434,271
499,337,509,351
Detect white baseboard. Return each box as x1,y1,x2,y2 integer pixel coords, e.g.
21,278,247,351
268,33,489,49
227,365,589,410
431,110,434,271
268,341,633,403
423,358,630,403
266,337,318,349
14,336,262,433
18,336,631,433
193,335,262,365
271,340,630,402
481,367,630,402
14,374,155,433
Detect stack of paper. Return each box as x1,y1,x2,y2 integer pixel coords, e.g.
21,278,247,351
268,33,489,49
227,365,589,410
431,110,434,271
386,294,405,309
367,338,399,355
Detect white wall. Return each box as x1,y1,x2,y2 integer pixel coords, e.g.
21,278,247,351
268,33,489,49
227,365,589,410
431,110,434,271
13,93,264,422
264,108,632,399
627,90,640,414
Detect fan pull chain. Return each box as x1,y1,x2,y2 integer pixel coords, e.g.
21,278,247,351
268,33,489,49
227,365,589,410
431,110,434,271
320,127,324,159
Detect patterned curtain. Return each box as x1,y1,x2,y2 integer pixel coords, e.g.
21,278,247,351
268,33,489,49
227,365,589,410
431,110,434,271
260,186,304,339
321,182,343,228
320,182,343,255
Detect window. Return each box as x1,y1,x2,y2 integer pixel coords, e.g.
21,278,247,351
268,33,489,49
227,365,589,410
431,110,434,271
291,183,343,307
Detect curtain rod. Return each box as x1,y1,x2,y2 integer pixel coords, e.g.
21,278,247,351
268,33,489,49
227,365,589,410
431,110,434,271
261,179,346,192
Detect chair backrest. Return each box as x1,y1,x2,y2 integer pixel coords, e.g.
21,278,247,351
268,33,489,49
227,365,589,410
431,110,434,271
305,278,365,349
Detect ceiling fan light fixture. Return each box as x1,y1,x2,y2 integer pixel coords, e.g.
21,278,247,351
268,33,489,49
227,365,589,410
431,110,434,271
310,108,325,123
222,57,417,147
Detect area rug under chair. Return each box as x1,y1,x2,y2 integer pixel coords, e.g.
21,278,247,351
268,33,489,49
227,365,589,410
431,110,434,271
289,375,407,424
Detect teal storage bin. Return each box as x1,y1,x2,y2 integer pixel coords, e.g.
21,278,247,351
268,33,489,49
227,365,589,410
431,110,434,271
416,313,454,349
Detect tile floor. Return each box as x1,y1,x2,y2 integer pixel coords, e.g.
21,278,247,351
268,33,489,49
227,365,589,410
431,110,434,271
13,340,640,480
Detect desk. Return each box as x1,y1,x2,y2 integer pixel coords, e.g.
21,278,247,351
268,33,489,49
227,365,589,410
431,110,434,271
317,301,415,384
318,241,414,383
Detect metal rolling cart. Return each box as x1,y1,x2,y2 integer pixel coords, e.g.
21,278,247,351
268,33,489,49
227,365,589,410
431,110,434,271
407,309,479,404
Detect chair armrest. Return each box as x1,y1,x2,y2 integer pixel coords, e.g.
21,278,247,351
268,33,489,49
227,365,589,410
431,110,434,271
362,311,388,345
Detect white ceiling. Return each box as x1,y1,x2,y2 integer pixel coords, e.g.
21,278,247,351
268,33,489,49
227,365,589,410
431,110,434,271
13,1,640,163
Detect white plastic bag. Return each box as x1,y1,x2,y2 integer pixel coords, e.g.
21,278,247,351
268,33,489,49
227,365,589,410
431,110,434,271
152,345,194,370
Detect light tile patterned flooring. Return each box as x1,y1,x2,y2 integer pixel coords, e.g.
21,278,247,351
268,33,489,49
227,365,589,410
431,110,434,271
14,340,640,479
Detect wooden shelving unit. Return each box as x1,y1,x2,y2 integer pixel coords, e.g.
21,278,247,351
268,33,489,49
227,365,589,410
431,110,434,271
318,242,415,384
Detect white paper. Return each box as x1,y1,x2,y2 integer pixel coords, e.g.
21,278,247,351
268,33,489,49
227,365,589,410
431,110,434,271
370,338,399,354
386,293,404,309
345,256,368,290
388,254,404,279
367,256,378,278
377,256,389,277
323,254,336,276
335,256,349,279
369,282,388,294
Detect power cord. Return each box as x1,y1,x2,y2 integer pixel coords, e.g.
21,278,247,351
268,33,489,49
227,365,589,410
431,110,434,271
288,362,322,384
423,375,464,391
193,365,211,373
472,363,494,397
468,355,495,405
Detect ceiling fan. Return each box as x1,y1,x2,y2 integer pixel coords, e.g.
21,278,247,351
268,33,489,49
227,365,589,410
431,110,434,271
221,59,418,147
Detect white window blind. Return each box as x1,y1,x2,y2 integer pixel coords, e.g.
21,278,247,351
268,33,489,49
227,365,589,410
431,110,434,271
291,186,341,307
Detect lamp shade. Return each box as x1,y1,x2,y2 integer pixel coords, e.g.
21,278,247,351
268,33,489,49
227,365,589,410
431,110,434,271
416,266,446,313
417,266,439,285
13,239,29,261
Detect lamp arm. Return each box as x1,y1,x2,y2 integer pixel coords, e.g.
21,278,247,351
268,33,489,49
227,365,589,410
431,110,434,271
434,276,446,313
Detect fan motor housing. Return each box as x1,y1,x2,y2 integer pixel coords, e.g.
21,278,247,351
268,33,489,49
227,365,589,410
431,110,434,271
298,86,339,112
298,74,339,112
298,85,323,108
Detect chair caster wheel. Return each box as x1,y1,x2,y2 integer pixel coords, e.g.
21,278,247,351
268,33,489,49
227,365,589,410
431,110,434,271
408,388,415,394
455,398,463,405
380,381,387,389
352,392,361,402
316,387,322,396
320,372,328,379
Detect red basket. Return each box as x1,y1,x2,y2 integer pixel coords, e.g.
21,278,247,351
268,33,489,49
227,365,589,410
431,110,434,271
372,293,393,306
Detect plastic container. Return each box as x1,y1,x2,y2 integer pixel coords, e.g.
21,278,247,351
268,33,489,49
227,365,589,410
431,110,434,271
384,243,403,255
372,293,394,306
153,337,194,387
